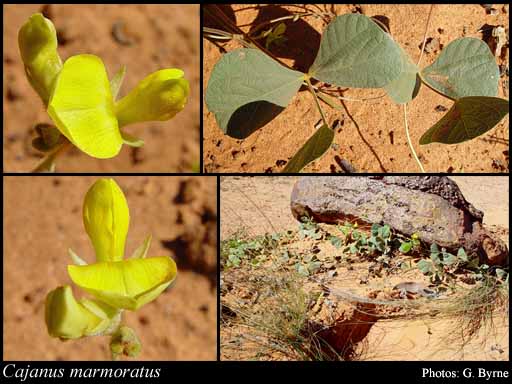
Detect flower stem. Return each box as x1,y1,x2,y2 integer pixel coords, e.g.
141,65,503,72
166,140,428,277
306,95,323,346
32,140,72,173
404,104,425,172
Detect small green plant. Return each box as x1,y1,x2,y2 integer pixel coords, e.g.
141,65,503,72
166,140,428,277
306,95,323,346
19,14,190,172
254,22,288,49
298,216,323,240
416,244,471,283
330,222,394,259
398,233,421,254
221,232,281,268
45,178,177,360
205,10,509,172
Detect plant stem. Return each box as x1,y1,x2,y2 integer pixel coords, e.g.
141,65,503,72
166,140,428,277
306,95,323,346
247,13,314,36
305,77,328,128
32,140,72,173
203,5,296,71
403,104,425,173
417,5,435,67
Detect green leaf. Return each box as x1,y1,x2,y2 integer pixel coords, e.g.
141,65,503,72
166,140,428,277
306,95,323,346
110,65,126,101
68,256,177,311
417,259,434,274
495,268,508,281
457,248,468,262
130,234,152,259
18,13,62,106
115,68,189,127
330,236,343,248
371,224,380,237
48,54,122,159
282,124,334,172
380,225,391,239
83,179,130,262
420,96,509,144
308,261,322,274
309,14,402,88
442,253,457,265
384,47,421,104
421,37,499,99
205,48,304,139
296,263,309,276
399,242,412,254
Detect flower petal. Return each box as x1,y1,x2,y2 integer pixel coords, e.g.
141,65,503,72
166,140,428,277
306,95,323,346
115,69,189,127
83,178,130,262
45,285,118,339
68,256,177,311
18,13,62,105
48,54,122,159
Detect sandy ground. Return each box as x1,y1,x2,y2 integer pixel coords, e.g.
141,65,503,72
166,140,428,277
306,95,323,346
3,176,217,361
3,4,200,172
220,176,509,360
204,4,510,173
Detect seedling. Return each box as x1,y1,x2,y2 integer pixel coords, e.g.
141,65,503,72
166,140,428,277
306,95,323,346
19,14,190,172
205,9,509,172
298,216,323,240
45,178,177,360
416,244,471,283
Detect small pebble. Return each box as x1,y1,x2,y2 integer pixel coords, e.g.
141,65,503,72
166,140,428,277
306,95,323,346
423,37,441,54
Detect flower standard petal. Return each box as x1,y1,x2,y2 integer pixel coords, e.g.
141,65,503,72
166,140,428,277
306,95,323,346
68,256,177,311
83,178,130,262
47,54,122,159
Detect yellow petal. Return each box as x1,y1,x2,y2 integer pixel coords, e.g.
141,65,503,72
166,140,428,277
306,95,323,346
68,256,177,311
48,54,122,159
18,13,62,105
115,69,189,127
83,178,129,262
45,286,104,339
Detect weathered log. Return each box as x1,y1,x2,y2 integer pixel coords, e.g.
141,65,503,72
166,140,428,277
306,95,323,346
290,176,508,266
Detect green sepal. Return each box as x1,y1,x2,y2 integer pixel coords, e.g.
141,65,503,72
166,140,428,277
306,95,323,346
110,65,127,101
121,130,145,147
32,123,62,152
68,248,88,266
130,234,152,259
